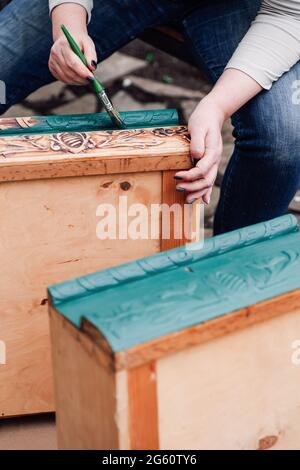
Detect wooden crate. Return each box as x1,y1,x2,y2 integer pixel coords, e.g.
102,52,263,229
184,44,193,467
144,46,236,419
0,110,197,417
49,215,300,450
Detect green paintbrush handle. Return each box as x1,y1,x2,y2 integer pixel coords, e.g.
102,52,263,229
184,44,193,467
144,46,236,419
61,24,104,94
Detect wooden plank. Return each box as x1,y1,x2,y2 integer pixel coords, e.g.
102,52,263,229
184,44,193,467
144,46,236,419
47,211,300,449
156,305,300,450
115,370,131,450
51,304,161,450
115,289,300,370
161,170,201,251
0,109,179,136
49,215,300,370
49,290,300,450
49,307,119,450
0,171,162,417
128,362,159,450
49,291,300,450
0,127,191,182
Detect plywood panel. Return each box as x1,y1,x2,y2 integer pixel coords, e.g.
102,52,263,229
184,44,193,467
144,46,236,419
0,127,191,182
50,308,119,450
115,370,130,450
114,290,300,371
128,362,159,449
0,171,161,417
157,307,300,450
161,170,201,250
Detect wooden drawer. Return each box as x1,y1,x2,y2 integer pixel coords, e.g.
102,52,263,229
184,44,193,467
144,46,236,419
49,214,300,450
0,110,196,417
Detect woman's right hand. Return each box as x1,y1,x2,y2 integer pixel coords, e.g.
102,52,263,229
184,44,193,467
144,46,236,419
49,4,97,85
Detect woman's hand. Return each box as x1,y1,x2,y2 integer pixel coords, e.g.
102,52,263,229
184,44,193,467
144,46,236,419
175,95,225,204
49,3,97,85
175,69,263,204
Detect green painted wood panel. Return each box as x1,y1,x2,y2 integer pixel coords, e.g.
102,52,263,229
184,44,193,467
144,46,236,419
0,109,179,136
48,215,300,352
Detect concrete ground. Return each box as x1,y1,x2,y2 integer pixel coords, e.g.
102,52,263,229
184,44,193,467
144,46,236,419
0,414,57,450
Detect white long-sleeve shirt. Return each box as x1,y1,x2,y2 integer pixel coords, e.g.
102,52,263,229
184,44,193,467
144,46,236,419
49,0,300,90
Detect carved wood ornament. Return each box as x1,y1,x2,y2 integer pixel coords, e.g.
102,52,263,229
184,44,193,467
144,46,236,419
0,127,190,159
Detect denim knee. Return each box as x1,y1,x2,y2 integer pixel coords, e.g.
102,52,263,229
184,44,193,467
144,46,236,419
233,87,300,168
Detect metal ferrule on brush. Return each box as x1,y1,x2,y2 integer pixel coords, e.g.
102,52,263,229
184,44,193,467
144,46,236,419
93,79,125,129
98,90,125,129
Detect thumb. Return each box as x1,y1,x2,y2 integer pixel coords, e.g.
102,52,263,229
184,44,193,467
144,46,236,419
203,187,213,205
82,36,98,71
188,121,206,162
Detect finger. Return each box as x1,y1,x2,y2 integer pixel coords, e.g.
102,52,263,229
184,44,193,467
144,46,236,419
60,50,92,84
50,44,89,85
189,125,206,161
62,46,93,80
194,144,220,178
49,59,84,85
82,37,98,71
49,45,63,79
50,60,85,85
175,155,215,182
175,131,222,182
203,187,213,205
64,67,89,85
49,58,66,82
176,164,218,193
186,189,208,204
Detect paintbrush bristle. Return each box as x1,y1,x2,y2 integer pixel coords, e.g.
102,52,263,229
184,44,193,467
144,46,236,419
97,91,125,129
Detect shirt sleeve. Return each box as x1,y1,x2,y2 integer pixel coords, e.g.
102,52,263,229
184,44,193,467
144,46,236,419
225,0,300,89
49,0,93,23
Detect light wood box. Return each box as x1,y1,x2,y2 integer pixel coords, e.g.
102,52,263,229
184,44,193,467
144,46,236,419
49,215,300,450
0,112,195,417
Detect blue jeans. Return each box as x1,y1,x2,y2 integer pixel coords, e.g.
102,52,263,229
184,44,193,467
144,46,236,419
0,0,299,234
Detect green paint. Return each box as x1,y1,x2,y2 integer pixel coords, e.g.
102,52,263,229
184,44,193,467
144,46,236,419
48,215,300,352
0,109,179,137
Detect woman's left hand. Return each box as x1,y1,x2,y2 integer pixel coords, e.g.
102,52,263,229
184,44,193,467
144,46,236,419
175,95,225,204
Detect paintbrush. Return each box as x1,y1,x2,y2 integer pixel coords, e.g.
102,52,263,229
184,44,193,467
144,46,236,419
61,24,125,129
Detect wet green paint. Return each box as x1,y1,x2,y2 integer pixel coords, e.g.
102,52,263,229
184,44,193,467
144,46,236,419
0,109,179,136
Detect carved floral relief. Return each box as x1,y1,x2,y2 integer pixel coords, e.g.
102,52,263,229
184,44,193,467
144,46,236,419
0,126,190,159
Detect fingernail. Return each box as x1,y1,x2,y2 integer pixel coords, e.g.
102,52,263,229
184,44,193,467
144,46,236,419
91,60,97,69
176,187,185,192
187,198,196,205
174,176,183,180
87,75,94,82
